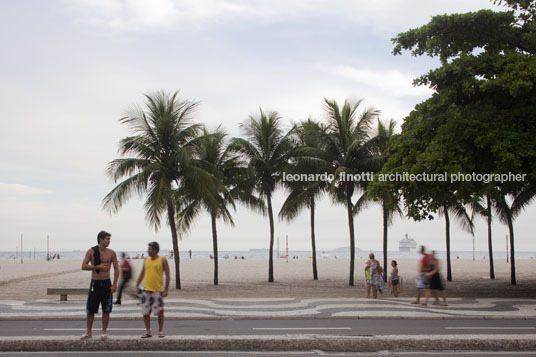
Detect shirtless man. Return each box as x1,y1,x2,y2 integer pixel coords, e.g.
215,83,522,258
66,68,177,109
80,230,119,340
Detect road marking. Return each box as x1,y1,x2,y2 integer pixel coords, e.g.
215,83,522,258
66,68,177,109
252,327,352,330
44,328,145,331
445,327,536,330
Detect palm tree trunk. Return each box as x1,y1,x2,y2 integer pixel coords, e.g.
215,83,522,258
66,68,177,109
486,195,495,279
310,197,318,280
346,185,355,286
167,201,181,289
382,204,388,282
211,212,219,285
267,193,275,283
505,209,516,285
444,206,452,282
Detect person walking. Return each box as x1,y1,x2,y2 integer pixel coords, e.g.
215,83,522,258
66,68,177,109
390,260,400,297
422,251,448,306
114,252,132,305
136,241,170,338
412,246,431,304
80,230,119,340
365,253,381,299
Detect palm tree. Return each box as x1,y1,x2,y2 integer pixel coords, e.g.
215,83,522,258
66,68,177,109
102,90,213,289
320,98,380,286
176,126,263,285
497,182,536,285
279,119,330,280
231,108,295,282
438,202,474,281
471,194,495,279
357,119,403,281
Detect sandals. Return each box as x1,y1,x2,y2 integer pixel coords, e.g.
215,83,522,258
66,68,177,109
141,333,152,339
100,333,109,341
80,333,92,340
158,332,165,338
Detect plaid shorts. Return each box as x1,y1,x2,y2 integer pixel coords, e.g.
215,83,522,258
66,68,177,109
416,272,430,289
141,290,164,316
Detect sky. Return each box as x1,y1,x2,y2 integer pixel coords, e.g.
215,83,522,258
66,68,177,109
1,0,535,255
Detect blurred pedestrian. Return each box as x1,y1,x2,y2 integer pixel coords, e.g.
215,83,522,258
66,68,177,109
422,251,448,306
390,260,399,297
114,252,132,305
412,246,432,304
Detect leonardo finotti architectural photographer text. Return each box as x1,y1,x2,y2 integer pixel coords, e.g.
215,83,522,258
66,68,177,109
282,172,527,183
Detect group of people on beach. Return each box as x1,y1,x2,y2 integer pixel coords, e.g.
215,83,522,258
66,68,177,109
80,231,170,340
364,253,399,298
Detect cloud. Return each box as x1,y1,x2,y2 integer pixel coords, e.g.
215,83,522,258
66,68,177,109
0,183,52,196
317,64,434,98
71,0,245,30
69,0,497,34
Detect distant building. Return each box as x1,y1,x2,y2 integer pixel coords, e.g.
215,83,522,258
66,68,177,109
399,234,417,252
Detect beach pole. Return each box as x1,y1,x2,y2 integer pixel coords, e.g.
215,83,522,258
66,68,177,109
21,234,23,264
286,235,288,263
473,235,475,261
47,235,49,261
506,234,509,263
277,236,279,261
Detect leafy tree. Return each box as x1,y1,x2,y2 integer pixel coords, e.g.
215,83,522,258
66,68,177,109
103,90,211,289
231,109,295,282
388,0,536,284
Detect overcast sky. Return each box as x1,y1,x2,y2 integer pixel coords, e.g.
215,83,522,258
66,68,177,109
1,0,534,255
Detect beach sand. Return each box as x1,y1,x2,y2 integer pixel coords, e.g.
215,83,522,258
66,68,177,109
1,257,535,300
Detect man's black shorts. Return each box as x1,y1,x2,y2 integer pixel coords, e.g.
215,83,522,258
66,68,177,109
86,279,112,314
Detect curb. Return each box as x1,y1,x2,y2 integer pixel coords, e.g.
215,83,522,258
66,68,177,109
1,335,535,352
1,315,536,321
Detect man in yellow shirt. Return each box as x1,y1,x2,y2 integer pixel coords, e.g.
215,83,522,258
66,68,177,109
136,241,170,338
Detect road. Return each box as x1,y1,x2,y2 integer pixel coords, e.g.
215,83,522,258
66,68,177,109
0,351,536,356
1,318,535,337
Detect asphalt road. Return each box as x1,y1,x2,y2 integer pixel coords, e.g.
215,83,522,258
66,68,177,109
1,318,535,337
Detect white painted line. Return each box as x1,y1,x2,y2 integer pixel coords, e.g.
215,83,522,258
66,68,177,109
44,328,145,331
445,327,536,330
252,327,352,330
